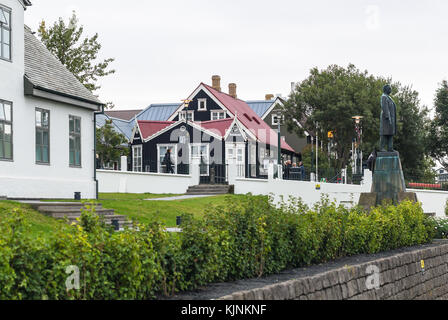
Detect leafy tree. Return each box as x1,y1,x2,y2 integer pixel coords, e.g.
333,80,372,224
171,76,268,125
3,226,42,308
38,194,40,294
284,64,432,180
96,121,129,169
428,80,448,169
38,11,115,107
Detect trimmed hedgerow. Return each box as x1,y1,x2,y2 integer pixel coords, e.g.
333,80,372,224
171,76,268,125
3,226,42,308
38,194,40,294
0,195,436,299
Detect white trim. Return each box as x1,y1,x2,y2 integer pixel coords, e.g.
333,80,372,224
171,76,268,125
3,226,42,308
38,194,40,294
168,84,233,121
261,97,284,120
198,98,207,111
211,110,226,120
132,145,143,172
157,144,178,174
178,110,194,121
190,143,209,176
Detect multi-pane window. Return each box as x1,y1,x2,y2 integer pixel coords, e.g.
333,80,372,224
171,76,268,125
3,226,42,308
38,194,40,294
132,145,142,172
0,6,11,61
36,108,50,164
69,115,81,167
211,111,226,120
179,111,193,121
0,100,12,160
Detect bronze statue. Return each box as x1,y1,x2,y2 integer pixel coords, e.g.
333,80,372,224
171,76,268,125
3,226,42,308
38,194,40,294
380,84,397,152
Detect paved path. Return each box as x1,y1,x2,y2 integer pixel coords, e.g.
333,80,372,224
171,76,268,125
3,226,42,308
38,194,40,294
145,195,216,201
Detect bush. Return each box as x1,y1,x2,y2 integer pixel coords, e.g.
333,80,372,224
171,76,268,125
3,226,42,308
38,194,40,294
0,195,437,299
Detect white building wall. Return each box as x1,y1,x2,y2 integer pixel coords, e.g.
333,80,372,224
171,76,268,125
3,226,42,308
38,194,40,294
0,1,96,199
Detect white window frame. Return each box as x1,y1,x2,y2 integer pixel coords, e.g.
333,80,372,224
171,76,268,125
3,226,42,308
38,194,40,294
132,145,142,172
0,5,11,62
157,144,177,174
190,143,209,176
198,98,207,111
179,111,194,121
211,111,226,120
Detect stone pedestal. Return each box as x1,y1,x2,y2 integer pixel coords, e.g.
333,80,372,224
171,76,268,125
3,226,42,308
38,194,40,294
358,151,418,210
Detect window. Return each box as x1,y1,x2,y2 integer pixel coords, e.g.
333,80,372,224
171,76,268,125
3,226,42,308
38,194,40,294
132,145,142,172
35,108,50,164
198,99,207,111
0,5,11,61
69,115,81,167
211,111,226,120
158,145,177,174
179,111,194,121
0,99,12,160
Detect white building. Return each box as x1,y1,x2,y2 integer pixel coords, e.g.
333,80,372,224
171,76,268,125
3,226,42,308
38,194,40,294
0,0,104,199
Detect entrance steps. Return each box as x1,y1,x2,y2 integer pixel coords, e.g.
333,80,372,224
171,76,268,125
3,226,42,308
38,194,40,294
186,184,234,195
20,201,131,230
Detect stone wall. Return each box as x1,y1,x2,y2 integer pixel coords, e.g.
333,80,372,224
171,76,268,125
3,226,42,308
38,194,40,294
218,242,448,300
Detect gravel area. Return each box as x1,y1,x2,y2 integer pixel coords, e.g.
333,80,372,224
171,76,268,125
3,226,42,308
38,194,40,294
162,240,448,300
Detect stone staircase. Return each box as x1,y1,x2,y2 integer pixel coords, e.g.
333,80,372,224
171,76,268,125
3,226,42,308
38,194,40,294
20,201,131,231
186,184,234,195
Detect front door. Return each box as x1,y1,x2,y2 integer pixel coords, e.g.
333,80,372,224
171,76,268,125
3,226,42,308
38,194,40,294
226,144,245,177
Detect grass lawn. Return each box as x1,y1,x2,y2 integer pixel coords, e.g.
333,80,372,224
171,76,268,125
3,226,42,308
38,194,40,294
0,201,69,238
1,194,256,233
99,193,250,227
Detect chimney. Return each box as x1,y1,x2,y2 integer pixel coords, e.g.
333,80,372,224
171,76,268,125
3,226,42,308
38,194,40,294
212,75,221,92
265,94,274,101
229,83,237,99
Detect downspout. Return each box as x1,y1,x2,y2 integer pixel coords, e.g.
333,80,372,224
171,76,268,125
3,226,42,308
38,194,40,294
94,104,105,200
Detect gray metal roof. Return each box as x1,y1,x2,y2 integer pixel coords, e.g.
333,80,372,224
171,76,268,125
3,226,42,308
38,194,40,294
136,103,180,121
246,100,275,118
24,26,103,106
96,114,135,140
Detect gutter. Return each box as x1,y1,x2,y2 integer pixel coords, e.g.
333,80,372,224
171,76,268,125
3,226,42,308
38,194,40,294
94,105,105,200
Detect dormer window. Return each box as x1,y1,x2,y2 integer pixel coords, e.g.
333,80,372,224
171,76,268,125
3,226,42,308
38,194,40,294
179,111,194,121
198,99,207,111
0,5,11,61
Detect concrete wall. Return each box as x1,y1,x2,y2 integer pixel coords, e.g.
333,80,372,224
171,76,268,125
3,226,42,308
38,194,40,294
218,241,448,300
97,169,197,195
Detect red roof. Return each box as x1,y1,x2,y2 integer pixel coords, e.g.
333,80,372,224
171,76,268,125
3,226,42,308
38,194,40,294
137,121,175,140
195,118,234,137
202,83,295,152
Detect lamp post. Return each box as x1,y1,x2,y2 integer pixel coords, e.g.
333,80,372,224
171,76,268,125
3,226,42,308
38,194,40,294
352,116,364,175
276,111,282,178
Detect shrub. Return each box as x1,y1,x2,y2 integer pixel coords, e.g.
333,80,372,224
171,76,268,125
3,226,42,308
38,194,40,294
0,195,437,299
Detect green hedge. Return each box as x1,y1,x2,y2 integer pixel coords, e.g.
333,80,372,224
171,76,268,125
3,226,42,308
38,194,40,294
0,196,436,300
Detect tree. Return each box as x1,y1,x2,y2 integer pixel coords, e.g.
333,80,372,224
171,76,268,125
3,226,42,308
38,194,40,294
38,11,115,107
428,80,448,169
284,64,432,180
96,122,129,169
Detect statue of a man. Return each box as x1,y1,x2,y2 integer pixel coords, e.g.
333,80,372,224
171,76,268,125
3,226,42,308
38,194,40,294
380,84,397,152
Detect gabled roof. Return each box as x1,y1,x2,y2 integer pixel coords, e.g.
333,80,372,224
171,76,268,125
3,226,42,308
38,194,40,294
246,100,275,118
202,84,295,152
198,118,234,137
24,26,103,109
137,121,176,140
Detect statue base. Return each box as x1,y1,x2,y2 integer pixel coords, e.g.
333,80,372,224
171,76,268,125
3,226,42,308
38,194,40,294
358,151,414,210
359,192,418,212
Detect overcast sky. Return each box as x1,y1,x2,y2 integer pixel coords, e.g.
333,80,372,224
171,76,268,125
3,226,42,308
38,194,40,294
24,0,447,111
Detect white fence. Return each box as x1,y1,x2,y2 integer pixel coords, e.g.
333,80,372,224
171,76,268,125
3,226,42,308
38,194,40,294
97,159,448,218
